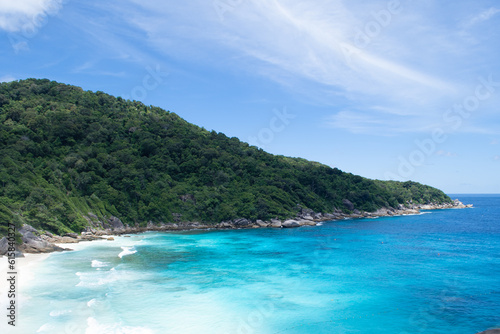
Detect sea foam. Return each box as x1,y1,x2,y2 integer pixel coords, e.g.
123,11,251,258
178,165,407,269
36,323,55,333
91,260,109,268
118,246,137,258
49,309,72,317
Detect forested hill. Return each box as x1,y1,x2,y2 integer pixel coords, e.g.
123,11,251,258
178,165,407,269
0,79,452,236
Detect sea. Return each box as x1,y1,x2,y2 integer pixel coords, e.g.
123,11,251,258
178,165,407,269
3,195,499,334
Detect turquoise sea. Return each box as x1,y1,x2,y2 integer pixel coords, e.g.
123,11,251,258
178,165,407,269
6,195,500,333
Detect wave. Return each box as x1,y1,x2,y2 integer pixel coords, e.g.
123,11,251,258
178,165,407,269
36,323,55,333
49,309,72,317
91,260,110,268
76,271,119,287
118,246,137,259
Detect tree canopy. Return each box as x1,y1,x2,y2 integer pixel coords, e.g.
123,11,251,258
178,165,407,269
0,79,452,236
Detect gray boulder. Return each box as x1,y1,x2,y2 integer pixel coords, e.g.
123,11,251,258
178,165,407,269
0,237,9,255
270,219,282,228
0,237,25,257
19,224,39,235
282,220,301,228
323,213,336,220
298,220,317,226
108,216,125,230
314,213,323,219
232,218,251,227
255,220,268,227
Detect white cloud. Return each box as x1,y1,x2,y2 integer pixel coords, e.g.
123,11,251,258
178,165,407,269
325,110,402,135
0,0,63,32
124,1,458,102
466,7,500,27
78,0,497,135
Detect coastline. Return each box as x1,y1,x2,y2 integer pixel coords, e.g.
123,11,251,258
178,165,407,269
0,200,472,258
0,252,51,332
0,252,50,286
0,197,495,334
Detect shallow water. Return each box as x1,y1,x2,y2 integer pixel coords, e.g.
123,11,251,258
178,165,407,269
5,195,500,333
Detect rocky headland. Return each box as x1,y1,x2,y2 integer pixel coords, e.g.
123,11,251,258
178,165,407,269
0,199,472,257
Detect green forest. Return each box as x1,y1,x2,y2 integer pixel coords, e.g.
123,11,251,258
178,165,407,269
0,79,452,237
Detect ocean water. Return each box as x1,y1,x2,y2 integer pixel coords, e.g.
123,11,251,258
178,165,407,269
5,195,500,333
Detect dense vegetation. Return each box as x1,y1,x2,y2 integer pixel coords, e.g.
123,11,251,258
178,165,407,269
0,79,452,236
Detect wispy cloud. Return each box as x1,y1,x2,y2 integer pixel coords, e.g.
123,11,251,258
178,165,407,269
122,1,459,98
0,0,63,32
465,7,500,27
59,2,163,68
65,0,498,135
324,110,411,135
71,60,126,77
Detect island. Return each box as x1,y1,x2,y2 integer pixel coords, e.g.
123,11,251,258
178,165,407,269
0,79,471,255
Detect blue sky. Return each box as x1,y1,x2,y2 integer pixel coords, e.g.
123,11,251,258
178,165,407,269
1,0,499,194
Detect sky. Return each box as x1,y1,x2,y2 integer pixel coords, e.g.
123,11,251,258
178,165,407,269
0,0,499,194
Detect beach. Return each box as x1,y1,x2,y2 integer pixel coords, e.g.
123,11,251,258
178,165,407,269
0,196,498,333
0,237,123,333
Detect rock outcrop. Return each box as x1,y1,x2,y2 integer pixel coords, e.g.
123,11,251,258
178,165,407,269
282,220,301,228
1,225,71,255
0,199,472,257
270,219,282,228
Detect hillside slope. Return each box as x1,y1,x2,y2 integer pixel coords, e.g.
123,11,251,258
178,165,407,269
0,79,452,236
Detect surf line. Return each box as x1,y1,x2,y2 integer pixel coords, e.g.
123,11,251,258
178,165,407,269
118,247,137,259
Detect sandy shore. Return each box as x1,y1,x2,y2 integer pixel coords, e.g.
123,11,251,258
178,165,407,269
0,253,51,287
0,237,115,304
0,252,51,332
0,235,130,332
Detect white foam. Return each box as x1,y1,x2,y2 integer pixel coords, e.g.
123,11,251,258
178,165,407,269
49,309,72,317
76,271,120,288
36,323,55,332
91,260,110,268
118,246,137,259
87,299,97,307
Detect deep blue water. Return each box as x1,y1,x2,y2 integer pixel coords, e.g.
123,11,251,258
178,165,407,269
6,195,500,333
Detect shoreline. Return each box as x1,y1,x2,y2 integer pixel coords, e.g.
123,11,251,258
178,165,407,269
0,200,473,258
0,251,51,329
0,200,493,334
0,252,51,285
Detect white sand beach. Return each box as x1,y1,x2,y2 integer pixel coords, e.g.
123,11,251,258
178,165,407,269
0,252,50,332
